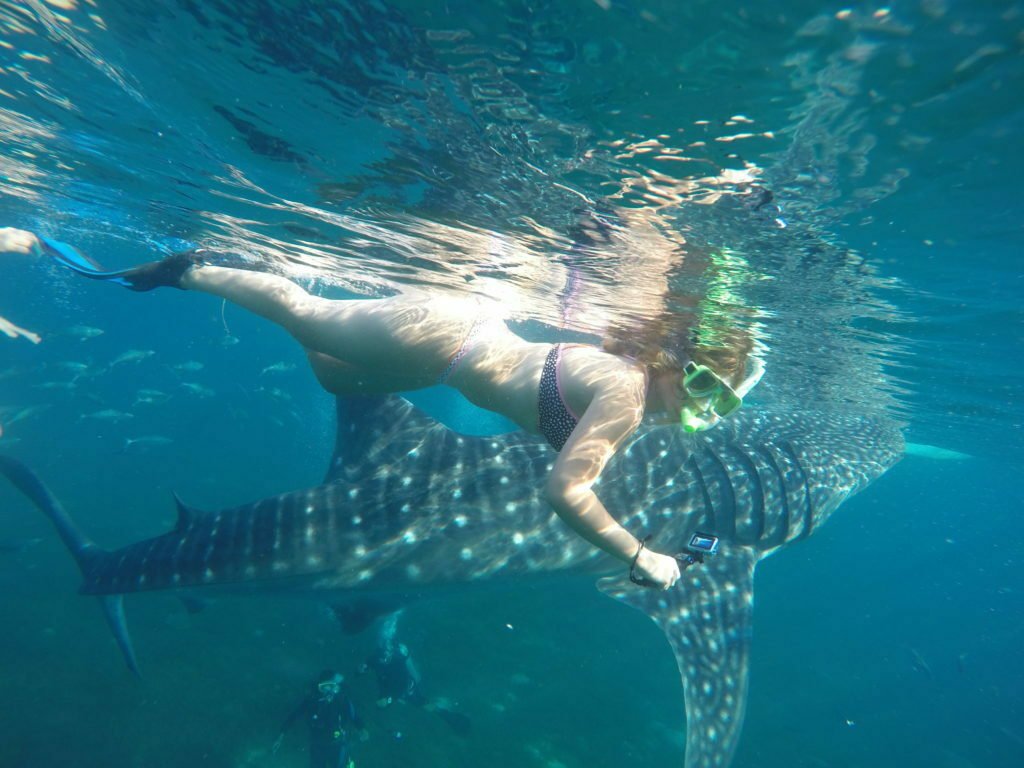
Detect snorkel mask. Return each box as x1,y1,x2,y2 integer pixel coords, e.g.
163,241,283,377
318,673,344,700
678,362,743,433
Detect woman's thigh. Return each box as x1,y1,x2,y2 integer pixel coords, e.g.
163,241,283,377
296,294,476,377
306,350,435,393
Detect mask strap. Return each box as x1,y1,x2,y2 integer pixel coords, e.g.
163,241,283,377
733,357,765,399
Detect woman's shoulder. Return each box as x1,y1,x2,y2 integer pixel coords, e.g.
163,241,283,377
563,345,647,392
565,343,643,368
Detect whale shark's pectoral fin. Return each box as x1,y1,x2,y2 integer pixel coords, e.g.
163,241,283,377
99,595,141,678
598,547,758,768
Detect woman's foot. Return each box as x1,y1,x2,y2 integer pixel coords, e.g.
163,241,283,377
117,249,204,292
19,232,205,292
0,227,43,257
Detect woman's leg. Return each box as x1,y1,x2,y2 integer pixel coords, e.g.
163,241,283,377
305,350,430,394
182,265,467,377
183,265,322,331
183,265,375,361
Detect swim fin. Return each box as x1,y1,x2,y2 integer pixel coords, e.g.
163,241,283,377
41,237,133,287
42,237,198,292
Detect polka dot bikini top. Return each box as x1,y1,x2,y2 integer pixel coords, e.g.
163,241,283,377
537,344,580,451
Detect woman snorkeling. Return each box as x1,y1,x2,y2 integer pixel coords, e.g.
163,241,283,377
1,226,759,590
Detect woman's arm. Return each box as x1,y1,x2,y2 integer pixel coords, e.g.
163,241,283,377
0,227,42,256
543,374,681,589
0,229,43,344
0,315,41,344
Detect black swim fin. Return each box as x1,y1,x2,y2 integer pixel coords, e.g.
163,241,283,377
42,237,199,292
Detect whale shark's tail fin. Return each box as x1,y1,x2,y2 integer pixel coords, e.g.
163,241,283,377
599,546,758,768
0,456,141,676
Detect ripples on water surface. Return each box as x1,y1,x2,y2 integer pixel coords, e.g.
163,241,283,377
0,1,1021,767
2,1,1019,453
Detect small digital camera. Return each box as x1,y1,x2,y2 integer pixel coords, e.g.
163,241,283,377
686,532,720,558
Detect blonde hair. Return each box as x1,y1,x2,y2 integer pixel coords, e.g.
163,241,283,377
602,325,753,388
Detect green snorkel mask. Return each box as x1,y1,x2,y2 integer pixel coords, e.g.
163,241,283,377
678,362,743,433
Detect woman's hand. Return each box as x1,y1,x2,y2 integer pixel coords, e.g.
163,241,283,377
0,227,42,256
635,546,681,590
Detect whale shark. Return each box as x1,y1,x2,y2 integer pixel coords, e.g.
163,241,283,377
0,394,902,768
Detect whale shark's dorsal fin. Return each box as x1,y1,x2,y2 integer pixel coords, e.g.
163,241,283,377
325,395,449,484
173,493,202,531
599,546,759,768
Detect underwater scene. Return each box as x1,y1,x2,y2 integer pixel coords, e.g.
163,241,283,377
0,1,1021,767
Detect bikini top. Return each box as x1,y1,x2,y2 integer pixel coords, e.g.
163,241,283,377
537,344,580,451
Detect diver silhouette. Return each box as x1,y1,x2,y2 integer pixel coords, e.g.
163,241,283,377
360,610,472,738
274,670,367,768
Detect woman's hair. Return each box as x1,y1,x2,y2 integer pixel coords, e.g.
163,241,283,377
689,340,753,388
602,325,753,387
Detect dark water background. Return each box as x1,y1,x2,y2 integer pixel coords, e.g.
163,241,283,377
1,1,1022,767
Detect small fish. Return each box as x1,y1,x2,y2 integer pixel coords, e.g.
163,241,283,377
180,382,215,398
4,404,50,426
121,435,174,453
34,380,78,391
0,537,42,554
134,388,170,405
66,325,104,341
909,647,935,681
1000,726,1024,748
220,334,240,347
109,349,155,367
260,362,296,376
80,409,134,423
258,386,292,401
51,361,91,374
0,366,28,381
171,361,204,373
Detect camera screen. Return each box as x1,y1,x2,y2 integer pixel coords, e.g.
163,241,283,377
690,534,717,551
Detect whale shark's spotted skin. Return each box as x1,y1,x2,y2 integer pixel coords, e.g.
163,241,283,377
1,396,902,768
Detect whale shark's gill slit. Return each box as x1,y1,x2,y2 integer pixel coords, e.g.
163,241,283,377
687,455,717,532
700,446,738,540
274,498,295,568
239,505,256,565
265,499,281,566
729,445,766,544
778,439,815,540
759,446,792,547
250,499,275,570
222,509,242,578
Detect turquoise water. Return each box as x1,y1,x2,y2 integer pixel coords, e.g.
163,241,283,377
1,1,1021,767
